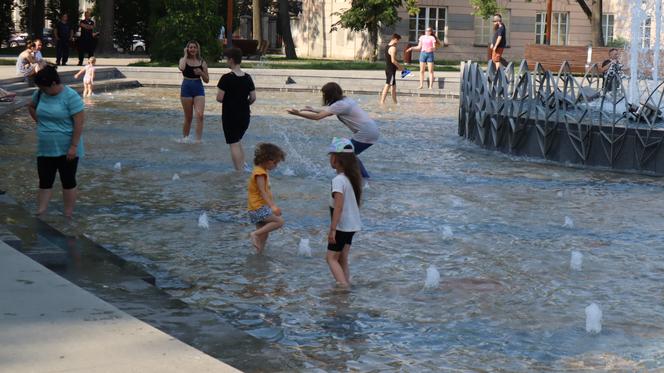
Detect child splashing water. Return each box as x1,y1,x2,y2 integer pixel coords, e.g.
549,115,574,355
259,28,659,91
74,56,95,97
326,138,362,287
248,143,286,253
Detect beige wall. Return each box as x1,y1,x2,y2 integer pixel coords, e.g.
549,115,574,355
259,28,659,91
292,0,660,62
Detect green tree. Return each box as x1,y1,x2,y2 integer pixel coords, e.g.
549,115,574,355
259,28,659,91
113,0,150,52
46,0,80,28
331,0,418,61
0,0,15,43
149,0,223,62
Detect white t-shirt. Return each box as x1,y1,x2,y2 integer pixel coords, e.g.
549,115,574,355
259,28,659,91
330,173,361,232
327,97,379,144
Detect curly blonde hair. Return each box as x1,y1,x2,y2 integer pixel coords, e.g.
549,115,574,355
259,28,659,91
254,143,286,166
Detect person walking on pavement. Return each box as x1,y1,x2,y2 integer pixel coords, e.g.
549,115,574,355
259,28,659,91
55,13,73,65
490,13,507,69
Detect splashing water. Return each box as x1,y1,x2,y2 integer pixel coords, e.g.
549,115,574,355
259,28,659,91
297,238,312,257
442,226,454,239
177,136,195,144
198,212,209,229
160,147,170,153
556,191,564,198
570,251,583,271
585,303,603,334
563,216,574,228
113,162,122,171
281,167,296,176
424,265,441,289
172,173,180,181
279,131,325,178
629,0,647,103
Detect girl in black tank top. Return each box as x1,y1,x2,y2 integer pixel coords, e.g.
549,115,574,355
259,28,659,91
182,63,202,79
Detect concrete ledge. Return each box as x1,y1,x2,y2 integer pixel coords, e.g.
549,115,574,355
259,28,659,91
0,240,239,373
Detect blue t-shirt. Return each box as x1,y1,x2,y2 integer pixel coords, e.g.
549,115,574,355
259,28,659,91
32,85,85,157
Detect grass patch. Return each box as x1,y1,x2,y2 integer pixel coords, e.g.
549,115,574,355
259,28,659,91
0,59,16,65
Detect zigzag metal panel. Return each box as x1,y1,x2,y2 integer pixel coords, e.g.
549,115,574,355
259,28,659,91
458,61,664,175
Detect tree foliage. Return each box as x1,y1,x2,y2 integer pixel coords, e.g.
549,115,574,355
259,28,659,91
112,0,149,52
0,0,15,43
149,0,224,62
45,0,80,31
469,0,501,19
331,0,418,61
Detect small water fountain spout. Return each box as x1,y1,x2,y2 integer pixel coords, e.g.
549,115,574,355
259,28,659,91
424,265,440,289
585,303,603,334
298,238,312,256
570,251,583,271
198,212,209,229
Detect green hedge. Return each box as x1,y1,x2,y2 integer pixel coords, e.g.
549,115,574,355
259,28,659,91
149,0,223,63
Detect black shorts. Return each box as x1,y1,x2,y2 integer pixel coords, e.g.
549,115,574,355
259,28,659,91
327,230,355,252
385,68,397,86
37,156,79,189
222,115,250,144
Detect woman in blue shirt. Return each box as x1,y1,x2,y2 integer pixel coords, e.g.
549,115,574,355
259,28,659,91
27,65,85,218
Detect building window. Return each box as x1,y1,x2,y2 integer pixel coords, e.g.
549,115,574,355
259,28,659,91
602,14,614,45
535,12,569,45
474,11,510,46
641,17,651,48
409,7,447,44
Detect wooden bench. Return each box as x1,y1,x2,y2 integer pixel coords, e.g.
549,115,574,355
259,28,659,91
525,45,614,73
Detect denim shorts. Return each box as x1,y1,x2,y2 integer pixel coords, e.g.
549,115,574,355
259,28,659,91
419,51,435,63
180,79,205,98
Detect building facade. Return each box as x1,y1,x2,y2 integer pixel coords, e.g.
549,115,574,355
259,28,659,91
291,0,663,62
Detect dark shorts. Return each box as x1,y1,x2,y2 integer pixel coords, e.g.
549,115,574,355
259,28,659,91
327,230,356,252
328,207,357,252
37,156,79,189
385,68,397,86
180,79,205,98
222,115,250,144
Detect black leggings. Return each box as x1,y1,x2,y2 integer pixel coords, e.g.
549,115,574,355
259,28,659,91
37,156,79,189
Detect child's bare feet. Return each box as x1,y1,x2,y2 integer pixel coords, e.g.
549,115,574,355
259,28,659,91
249,232,261,253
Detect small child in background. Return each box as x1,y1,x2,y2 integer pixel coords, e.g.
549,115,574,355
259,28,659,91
326,137,362,287
248,143,286,253
74,56,95,97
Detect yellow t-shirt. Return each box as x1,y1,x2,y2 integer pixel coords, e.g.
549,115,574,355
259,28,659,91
247,165,272,211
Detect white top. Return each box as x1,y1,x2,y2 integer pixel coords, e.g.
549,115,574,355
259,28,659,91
330,173,361,232
327,97,379,144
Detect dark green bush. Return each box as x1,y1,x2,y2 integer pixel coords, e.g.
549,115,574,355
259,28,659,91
149,0,223,63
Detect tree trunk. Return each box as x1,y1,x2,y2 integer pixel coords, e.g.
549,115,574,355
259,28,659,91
97,0,115,54
368,26,378,62
30,0,45,38
252,0,262,42
591,0,604,46
278,0,296,59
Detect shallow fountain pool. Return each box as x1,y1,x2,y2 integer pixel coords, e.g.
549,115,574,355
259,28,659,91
2,87,664,371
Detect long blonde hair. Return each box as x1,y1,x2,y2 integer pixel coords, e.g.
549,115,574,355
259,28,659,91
186,40,203,62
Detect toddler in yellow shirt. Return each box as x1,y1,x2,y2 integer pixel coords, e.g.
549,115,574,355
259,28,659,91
248,143,286,253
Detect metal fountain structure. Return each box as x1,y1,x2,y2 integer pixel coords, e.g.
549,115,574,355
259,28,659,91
458,60,664,175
